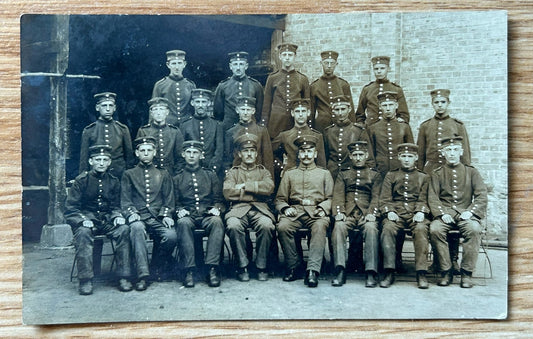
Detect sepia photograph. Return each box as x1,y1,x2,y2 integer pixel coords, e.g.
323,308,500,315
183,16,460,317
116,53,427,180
21,12,507,325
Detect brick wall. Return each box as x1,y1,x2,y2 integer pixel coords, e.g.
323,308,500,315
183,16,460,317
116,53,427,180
283,11,508,236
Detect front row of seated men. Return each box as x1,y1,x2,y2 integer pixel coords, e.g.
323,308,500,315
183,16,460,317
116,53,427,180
66,126,487,295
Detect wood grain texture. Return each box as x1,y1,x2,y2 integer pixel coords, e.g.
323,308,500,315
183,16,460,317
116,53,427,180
1,1,531,337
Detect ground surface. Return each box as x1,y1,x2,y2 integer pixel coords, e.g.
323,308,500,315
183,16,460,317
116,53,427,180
22,241,507,325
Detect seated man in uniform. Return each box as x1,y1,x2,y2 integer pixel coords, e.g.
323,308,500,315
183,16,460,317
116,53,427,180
173,141,226,288
428,136,488,288
65,145,133,295
224,96,273,177
223,134,275,282
121,136,177,291
136,97,184,176
275,135,334,288
331,141,382,287
379,143,431,289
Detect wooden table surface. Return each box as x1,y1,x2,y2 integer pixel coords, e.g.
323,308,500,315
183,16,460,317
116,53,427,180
1,1,531,337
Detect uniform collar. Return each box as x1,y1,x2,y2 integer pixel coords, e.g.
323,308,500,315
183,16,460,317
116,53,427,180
193,114,209,120
97,117,114,123
320,74,337,80
151,122,167,128
401,166,417,173
90,170,106,178
169,74,184,81
281,68,296,74
376,78,390,84
137,162,154,169
434,113,450,121
445,162,462,169
298,162,317,170
232,74,246,81
185,164,201,172
336,119,352,127
238,163,258,171
239,120,255,127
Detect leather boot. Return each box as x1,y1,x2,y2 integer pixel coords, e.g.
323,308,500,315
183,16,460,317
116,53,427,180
306,270,318,288
380,269,395,288
437,270,453,286
207,266,221,287
416,271,429,289
460,270,474,288
331,266,346,287
365,271,378,288
79,279,93,295
237,267,250,282
184,270,195,288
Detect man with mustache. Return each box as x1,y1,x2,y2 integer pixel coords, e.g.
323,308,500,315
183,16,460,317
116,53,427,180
310,50,355,133
223,134,275,282
79,92,134,179
152,50,196,126
213,51,264,132
275,134,334,288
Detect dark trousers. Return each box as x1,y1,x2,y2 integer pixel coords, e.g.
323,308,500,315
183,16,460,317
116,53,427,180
175,215,225,268
381,217,430,271
277,214,329,272
129,216,178,279
72,221,131,280
332,216,379,273
226,209,275,270
429,218,482,273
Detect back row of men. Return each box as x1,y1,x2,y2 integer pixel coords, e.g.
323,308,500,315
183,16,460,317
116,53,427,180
70,44,486,294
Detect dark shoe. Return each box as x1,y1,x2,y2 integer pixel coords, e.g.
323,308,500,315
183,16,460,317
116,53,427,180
257,270,269,281
437,270,453,287
135,278,148,291
306,270,318,288
207,266,220,287
452,260,461,275
416,271,429,289
380,270,395,288
237,268,250,282
283,268,302,282
331,267,346,287
79,279,93,295
118,278,133,292
365,271,378,288
460,270,474,288
184,270,195,288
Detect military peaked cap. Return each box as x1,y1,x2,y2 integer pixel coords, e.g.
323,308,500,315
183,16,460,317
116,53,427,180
321,50,339,60
278,43,298,53
148,97,170,107
228,51,249,62
377,91,398,103
347,141,369,153
430,89,451,99
290,98,310,110
371,56,390,65
294,134,318,149
397,143,419,154
94,92,116,104
166,50,186,60
88,144,112,158
235,133,258,150
440,135,463,148
236,96,256,108
330,95,351,108
191,89,213,100
134,136,156,148
182,140,205,151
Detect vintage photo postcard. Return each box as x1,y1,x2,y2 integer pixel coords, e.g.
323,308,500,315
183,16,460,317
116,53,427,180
21,12,507,324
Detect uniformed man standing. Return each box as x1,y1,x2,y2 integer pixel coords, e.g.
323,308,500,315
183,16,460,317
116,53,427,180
213,51,264,132
271,99,326,178
180,89,224,176
223,134,275,282
276,135,334,288
136,97,185,176
65,145,133,295
79,92,134,179
324,95,375,180
310,50,355,133
355,56,409,126
152,50,196,126
331,141,382,287
368,91,414,178
428,136,487,288
224,96,274,176
121,136,177,291
173,141,226,288
379,143,431,289
417,89,471,173
261,43,310,139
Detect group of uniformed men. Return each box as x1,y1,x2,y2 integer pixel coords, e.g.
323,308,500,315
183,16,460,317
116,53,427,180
66,44,488,296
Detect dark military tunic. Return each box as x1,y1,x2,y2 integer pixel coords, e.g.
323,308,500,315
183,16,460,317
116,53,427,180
417,115,471,173
223,163,275,270
355,79,409,126
152,75,196,126
324,120,375,179
275,163,333,272
368,118,414,177
79,119,134,178
428,163,487,273
379,167,430,271
271,125,326,171
261,69,310,139
121,162,177,278
331,165,382,272
136,122,185,176
213,75,264,131
65,170,131,280
180,115,224,173
223,121,274,176
173,165,225,268
310,74,355,133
